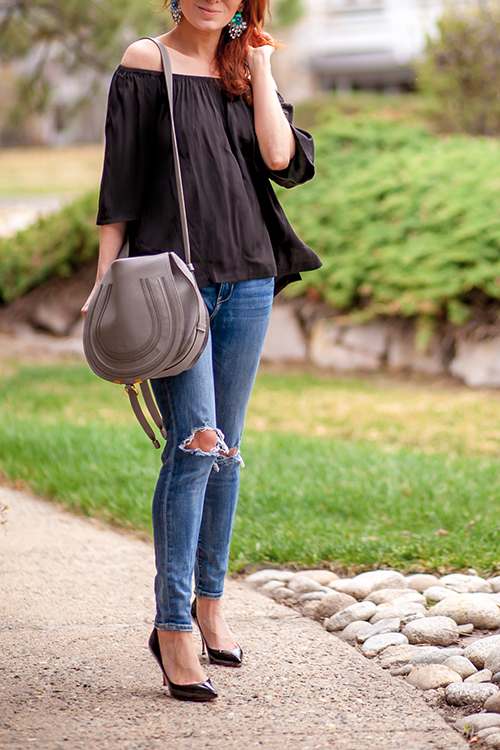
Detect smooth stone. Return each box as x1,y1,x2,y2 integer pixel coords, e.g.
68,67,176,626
458,623,475,635
403,616,460,646
485,693,500,713
393,591,427,605
301,601,320,619
298,591,328,602
485,734,500,749
295,570,339,585
478,728,500,739
406,664,462,690
465,669,493,684
379,644,421,668
356,618,401,643
439,573,492,594
484,593,500,603
339,620,374,641
370,602,426,625
493,673,500,684
271,586,295,601
410,647,464,666
391,664,413,676
246,569,294,585
328,570,407,600
446,682,499,707
442,655,478,679
365,588,412,605
455,713,500,734
431,593,500,629
313,592,358,621
405,574,440,593
465,636,500,669
287,576,324,594
424,586,456,603
486,650,500,676
324,601,378,631
361,632,408,656
488,576,500,594
262,580,284,593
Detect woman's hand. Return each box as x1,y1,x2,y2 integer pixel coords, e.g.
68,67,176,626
81,221,127,317
246,31,275,76
81,283,99,318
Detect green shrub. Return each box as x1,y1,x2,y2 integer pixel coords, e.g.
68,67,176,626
0,190,99,304
417,1,500,135
3,112,500,332
280,117,500,326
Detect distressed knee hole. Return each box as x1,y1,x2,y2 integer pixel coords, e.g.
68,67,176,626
220,446,238,457
178,426,229,459
186,429,218,453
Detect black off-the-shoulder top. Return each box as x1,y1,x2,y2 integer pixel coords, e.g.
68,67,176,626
97,65,321,293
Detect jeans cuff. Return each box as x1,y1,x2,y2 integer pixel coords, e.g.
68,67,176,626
154,622,193,632
193,589,224,600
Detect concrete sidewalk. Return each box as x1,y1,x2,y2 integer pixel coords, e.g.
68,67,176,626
0,486,467,750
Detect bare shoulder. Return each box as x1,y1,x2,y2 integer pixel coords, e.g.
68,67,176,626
121,39,162,71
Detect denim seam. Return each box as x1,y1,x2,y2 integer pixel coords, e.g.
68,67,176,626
163,382,176,630
217,283,234,305
210,283,234,320
154,622,193,632
193,589,224,600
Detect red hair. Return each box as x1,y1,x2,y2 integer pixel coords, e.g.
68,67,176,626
163,1,280,103
215,1,280,103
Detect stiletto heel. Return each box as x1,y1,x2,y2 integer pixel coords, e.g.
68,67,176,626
148,629,218,702
191,599,243,667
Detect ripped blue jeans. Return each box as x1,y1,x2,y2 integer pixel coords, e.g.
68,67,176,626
151,277,274,630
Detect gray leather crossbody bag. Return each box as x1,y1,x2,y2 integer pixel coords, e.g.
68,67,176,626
83,38,209,448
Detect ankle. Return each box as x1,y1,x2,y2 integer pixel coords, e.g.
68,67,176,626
196,597,223,619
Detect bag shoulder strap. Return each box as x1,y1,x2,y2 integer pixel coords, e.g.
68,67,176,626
130,37,192,268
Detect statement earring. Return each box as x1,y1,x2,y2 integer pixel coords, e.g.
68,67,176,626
228,8,247,39
170,0,182,25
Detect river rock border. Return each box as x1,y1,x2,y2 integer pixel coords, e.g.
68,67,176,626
260,303,500,388
245,568,500,747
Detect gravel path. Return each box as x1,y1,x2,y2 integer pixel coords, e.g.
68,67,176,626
0,486,468,750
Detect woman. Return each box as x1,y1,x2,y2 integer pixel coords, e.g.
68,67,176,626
82,0,320,701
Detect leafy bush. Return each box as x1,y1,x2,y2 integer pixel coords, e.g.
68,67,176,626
3,112,500,332
280,116,500,326
418,1,500,135
0,190,99,304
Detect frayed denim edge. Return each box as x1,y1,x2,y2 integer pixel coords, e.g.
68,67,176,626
215,448,245,468
178,424,229,472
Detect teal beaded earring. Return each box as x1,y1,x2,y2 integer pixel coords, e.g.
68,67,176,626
228,7,247,39
170,0,181,24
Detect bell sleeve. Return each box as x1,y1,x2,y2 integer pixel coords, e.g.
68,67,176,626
96,68,160,225
266,93,315,189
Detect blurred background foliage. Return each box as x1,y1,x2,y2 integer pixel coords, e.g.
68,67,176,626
2,0,500,332
0,0,162,140
418,0,500,135
0,0,302,140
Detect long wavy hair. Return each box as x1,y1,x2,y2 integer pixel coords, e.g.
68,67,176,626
164,1,279,103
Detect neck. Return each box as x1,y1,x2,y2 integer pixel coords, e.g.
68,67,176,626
167,23,221,67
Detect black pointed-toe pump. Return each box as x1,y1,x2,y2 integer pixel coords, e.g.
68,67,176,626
191,599,243,667
148,628,218,702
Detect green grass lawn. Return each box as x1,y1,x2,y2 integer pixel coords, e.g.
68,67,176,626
0,360,499,575
0,145,104,197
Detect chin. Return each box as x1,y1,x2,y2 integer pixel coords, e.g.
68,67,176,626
193,19,225,32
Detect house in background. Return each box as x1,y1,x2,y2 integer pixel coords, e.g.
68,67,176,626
272,0,448,102
2,0,452,145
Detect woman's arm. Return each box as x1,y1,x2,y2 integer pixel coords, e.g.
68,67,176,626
81,222,126,317
247,40,296,172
